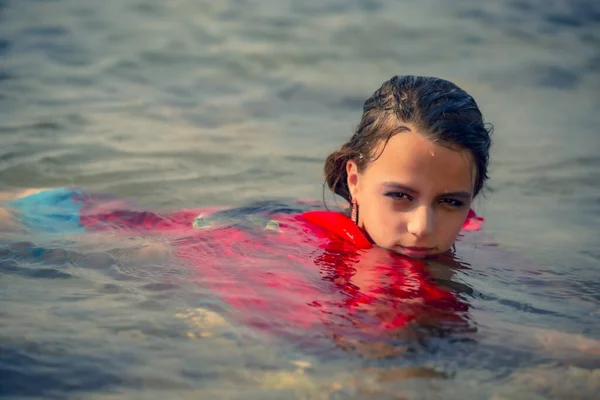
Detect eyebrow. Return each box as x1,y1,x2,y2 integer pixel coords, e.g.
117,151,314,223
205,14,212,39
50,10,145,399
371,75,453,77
381,182,473,200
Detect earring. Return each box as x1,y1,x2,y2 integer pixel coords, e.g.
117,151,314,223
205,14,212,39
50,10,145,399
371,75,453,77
351,198,358,224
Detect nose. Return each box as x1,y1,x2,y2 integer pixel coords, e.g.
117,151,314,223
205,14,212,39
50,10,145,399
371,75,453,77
406,205,434,238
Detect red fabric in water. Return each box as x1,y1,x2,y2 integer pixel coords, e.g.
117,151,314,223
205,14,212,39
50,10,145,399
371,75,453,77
79,203,480,339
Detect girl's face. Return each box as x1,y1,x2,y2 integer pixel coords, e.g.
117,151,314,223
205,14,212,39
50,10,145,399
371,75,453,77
346,128,476,258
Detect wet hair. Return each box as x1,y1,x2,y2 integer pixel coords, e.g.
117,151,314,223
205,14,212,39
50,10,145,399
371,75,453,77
324,75,492,203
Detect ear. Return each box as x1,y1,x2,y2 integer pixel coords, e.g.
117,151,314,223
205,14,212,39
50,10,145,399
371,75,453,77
346,159,360,201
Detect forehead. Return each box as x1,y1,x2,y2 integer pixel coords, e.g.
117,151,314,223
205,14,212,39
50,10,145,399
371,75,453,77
364,130,475,193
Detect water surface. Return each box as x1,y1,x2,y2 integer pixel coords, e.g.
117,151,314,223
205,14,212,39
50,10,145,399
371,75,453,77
1,0,599,398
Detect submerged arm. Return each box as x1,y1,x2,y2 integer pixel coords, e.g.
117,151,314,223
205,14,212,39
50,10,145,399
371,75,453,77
1,187,175,264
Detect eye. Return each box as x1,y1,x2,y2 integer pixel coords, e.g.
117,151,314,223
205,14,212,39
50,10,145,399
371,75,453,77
385,192,413,201
439,198,465,208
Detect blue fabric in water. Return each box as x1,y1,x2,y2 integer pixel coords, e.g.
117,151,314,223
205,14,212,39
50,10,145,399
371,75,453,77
8,187,86,234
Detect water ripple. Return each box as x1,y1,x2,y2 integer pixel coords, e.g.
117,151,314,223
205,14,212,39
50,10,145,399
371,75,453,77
1,0,599,398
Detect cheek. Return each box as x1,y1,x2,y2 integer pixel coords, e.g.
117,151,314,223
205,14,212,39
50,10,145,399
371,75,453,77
437,211,469,245
363,198,403,243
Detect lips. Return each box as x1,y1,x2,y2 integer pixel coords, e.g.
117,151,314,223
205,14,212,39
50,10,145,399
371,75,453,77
397,246,436,258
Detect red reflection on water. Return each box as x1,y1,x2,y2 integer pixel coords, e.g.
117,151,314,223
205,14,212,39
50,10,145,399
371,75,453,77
177,212,472,350
78,196,476,353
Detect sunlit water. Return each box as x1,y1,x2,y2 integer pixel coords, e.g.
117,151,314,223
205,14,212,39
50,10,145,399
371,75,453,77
1,0,599,398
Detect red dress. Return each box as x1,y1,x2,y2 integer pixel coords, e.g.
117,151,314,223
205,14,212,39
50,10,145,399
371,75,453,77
77,197,482,342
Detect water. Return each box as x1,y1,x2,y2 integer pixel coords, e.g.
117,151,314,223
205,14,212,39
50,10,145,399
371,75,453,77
1,0,599,398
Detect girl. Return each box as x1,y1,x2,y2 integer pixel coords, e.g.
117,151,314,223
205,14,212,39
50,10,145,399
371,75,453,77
1,75,488,251
3,76,599,361
0,75,489,347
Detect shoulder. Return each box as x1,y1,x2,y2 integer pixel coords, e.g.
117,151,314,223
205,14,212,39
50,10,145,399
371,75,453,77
299,210,373,249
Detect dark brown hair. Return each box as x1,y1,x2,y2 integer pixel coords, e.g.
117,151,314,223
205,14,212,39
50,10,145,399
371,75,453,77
324,75,492,202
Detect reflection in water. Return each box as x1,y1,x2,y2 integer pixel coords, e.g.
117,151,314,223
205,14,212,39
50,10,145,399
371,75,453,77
143,200,479,362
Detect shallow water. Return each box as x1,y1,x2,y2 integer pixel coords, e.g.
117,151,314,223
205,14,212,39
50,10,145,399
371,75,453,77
1,0,599,398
